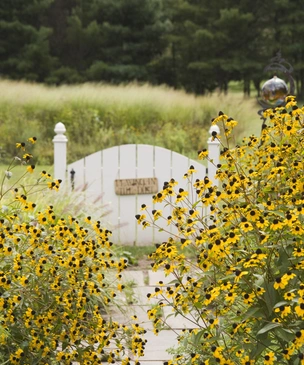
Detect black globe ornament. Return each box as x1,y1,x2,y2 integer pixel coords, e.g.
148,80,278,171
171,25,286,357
261,75,288,107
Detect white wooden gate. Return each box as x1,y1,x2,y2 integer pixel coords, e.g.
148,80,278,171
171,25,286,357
53,123,220,246
67,145,206,245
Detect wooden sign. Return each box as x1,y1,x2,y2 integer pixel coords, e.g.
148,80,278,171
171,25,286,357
115,178,158,195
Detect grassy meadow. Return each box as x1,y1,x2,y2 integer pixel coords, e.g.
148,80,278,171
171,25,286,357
0,79,262,165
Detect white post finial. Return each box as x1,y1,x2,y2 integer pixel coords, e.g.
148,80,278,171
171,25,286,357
207,125,220,187
53,122,68,185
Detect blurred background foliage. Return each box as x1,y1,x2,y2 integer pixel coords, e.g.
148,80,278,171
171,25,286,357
1,0,304,97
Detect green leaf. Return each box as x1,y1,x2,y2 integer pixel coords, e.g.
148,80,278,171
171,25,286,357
276,328,294,342
193,301,203,309
272,210,285,218
257,322,282,335
192,200,201,208
263,281,280,315
273,301,288,309
251,331,270,359
242,306,265,321
192,329,206,346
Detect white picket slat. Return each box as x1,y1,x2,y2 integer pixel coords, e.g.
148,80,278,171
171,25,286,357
118,145,137,245
85,151,102,200
153,146,173,243
101,146,120,242
136,144,155,245
154,146,172,187
171,151,190,193
186,158,207,206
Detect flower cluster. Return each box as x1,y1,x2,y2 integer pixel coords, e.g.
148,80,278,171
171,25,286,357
0,139,145,364
1,137,62,203
139,96,304,364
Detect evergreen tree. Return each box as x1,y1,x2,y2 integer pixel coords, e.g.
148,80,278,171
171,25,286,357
85,0,170,83
0,0,56,81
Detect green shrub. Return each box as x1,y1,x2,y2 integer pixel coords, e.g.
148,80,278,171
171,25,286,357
0,139,145,364
139,96,304,364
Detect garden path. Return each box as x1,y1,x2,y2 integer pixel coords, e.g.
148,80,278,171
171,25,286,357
110,268,199,364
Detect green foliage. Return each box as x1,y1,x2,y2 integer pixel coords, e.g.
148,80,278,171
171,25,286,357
139,96,304,364
0,0,56,82
2,0,304,95
0,137,146,364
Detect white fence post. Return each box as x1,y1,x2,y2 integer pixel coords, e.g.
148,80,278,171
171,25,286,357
207,125,220,187
53,122,68,185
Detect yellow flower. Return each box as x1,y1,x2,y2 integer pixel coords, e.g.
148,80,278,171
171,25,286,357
295,303,304,318
241,356,255,365
47,179,61,191
142,221,150,229
274,305,291,318
175,188,188,203
208,318,219,329
186,165,197,176
152,209,162,221
270,218,285,230
41,170,52,179
153,191,166,203
140,204,147,210
27,165,35,173
284,291,296,301
198,149,208,159
263,351,276,365
243,292,255,305
135,214,146,224
28,136,37,144
282,346,294,360
234,269,248,283
274,276,288,290
16,142,25,150
225,291,237,304
23,153,33,161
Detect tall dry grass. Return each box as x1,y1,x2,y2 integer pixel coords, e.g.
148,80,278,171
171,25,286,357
0,79,262,163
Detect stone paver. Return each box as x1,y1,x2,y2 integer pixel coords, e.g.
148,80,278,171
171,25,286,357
163,305,205,329
121,270,145,287
148,270,176,286
141,329,180,361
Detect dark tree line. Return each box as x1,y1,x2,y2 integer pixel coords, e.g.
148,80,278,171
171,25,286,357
1,0,304,96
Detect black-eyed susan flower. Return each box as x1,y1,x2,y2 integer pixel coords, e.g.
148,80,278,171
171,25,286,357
198,149,208,159
23,153,33,161
175,188,188,203
274,304,291,318
282,346,294,360
16,142,25,150
263,351,276,365
295,303,304,318
153,191,165,203
152,209,162,221
234,269,248,283
26,165,35,173
284,291,296,301
274,276,288,290
28,137,37,144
